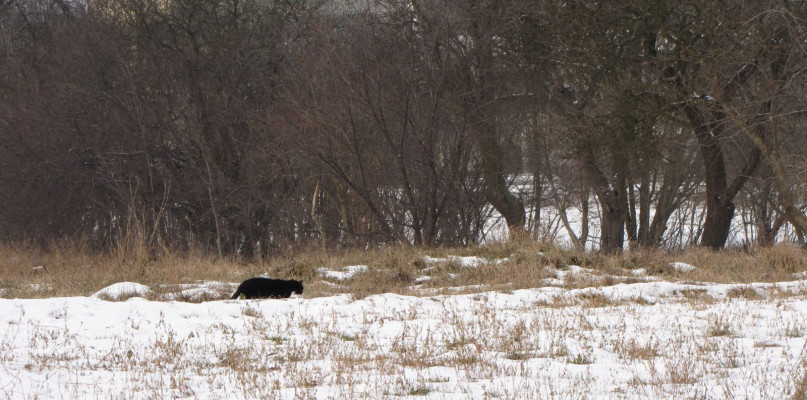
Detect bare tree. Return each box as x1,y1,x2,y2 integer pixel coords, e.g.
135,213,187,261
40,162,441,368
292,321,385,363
2,0,805,255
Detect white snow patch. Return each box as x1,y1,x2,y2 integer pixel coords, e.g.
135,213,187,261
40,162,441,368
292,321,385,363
160,282,234,302
554,265,594,279
423,255,507,268
91,281,152,301
162,287,222,302
47,307,67,319
27,283,54,293
318,264,369,280
319,280,347,289
670,261,697,273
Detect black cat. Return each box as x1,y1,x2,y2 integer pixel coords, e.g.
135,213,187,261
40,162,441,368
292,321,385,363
231,277,304,299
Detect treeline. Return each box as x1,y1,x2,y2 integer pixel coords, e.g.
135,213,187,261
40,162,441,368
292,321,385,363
1,0,806,255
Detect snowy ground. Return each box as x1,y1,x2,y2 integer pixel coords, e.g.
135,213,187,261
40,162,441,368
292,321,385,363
2,264,807,399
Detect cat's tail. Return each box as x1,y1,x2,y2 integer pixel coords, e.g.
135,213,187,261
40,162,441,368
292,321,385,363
231,290,241,299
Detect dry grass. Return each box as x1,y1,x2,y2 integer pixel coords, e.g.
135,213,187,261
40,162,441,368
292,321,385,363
0,241,247,298
793,367,807,400
1,239,806,300
675,244,807,283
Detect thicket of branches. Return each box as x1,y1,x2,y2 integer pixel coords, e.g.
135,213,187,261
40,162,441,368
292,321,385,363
1,0,806,255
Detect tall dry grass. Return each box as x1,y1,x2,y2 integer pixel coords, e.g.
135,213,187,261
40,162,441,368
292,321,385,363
1,237,806,299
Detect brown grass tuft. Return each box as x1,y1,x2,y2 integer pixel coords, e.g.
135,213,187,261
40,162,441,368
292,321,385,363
674,244,807,283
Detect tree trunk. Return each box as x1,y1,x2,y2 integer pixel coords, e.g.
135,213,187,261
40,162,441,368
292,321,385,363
637,170,651,244
730,107,807,239
683,104,760,249
478,123,526,234
625,173,638,243
700,197,735,250
698,135,733,250
580,150,626,253
466,19,525,237
756,198,787,248
644,165,685,247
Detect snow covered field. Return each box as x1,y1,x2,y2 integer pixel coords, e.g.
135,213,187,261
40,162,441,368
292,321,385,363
2,264,807,399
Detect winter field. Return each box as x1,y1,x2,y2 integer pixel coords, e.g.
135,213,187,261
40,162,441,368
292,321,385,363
2,254,807,400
